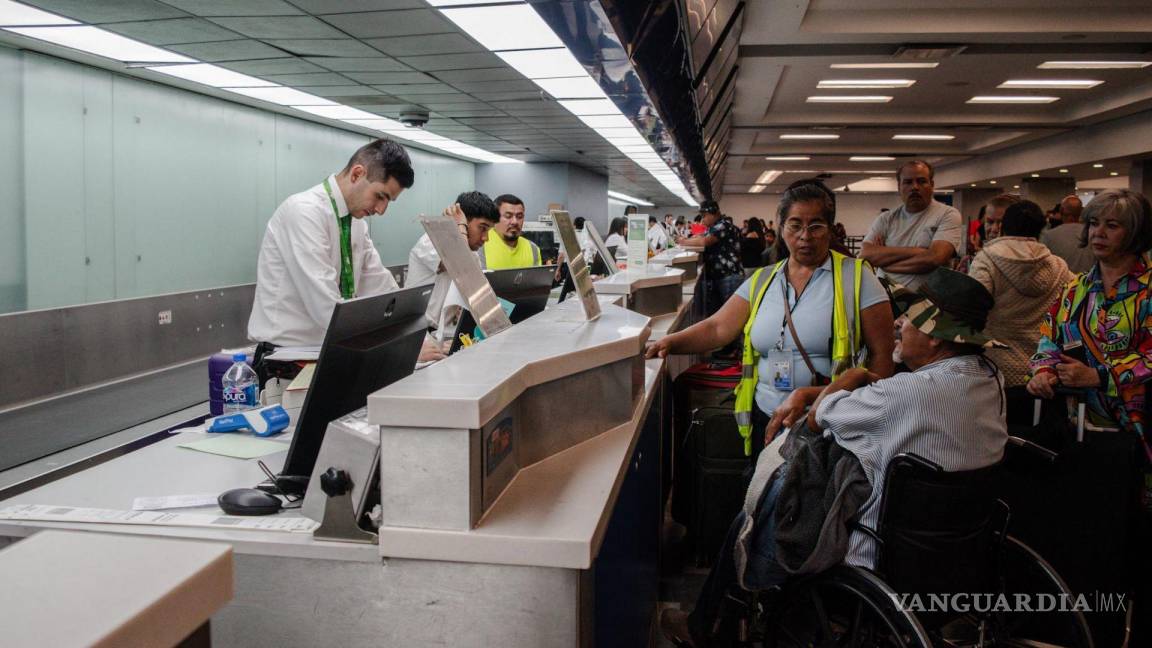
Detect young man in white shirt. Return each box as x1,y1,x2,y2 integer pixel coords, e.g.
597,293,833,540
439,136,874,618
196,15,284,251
248,139,439,382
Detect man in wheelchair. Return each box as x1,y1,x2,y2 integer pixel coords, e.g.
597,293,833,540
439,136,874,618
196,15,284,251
663,268,1011,647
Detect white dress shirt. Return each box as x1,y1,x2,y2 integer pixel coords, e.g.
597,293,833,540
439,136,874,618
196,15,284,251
647,224,669,253
248,175,398,347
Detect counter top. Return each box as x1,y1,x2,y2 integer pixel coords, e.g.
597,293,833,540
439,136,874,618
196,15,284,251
593,267,684,295
649,249,699,265
367,300,651,430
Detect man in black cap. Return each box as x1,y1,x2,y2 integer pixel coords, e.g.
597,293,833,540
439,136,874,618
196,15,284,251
678,199,744,315
662,267,1008,647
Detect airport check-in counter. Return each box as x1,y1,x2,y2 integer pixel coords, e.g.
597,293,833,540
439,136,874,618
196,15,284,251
0,294,693,647
593,267,684,317
649,248,699,280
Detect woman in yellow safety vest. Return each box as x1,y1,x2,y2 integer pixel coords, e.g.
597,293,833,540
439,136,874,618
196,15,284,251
647,181,896,456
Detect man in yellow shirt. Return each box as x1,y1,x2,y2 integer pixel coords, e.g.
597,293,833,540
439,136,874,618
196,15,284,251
479,194,542,270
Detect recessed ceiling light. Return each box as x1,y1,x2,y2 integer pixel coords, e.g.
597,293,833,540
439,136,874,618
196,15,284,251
1110,172,1119,176
225,86,336,106
764,156,811,161
755,170,783,185
807,95,892,103
607,190,653,206
999,79,1103,89
0,0,76,25
148,63,274,88
1093,163,1104,168
968,95,1059,104
970,183,977,187
830,63,938,69
1059,168,1069,173
5,25,193,63
1039,61,1151,69
749,185,767,194
535,76,606,99
990,180,998,184
579,114,633,129
779,133,840,140
496,48,586,79
850,156,895,161
557,98,618,116
439,5,563,51
892,134,955,140
1031,173,1040,177
1013,185,1020,189
817,79,915,89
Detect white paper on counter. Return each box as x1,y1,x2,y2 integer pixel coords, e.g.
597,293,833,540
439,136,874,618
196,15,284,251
132,493,220,511
0,504,318,533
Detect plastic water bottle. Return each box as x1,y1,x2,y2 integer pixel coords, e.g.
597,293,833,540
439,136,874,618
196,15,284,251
222,353,259,413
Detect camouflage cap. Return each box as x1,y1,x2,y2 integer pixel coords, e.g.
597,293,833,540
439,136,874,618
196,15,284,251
883,267,1008,349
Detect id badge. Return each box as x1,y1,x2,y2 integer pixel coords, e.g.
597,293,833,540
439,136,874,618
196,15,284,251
767,349,793,391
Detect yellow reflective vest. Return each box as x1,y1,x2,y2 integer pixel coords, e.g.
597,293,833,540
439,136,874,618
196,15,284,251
479,233,542,270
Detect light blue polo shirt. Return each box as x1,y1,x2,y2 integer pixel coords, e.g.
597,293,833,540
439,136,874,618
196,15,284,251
735,257,888,414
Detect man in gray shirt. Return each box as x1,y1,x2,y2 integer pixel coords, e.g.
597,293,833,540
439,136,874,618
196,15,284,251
1040,194,1094,274
861,160,962,291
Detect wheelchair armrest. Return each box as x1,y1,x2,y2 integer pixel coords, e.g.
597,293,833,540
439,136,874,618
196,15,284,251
1007,436,1058,463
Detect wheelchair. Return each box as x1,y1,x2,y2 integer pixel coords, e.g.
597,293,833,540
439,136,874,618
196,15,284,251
719,442,1094,648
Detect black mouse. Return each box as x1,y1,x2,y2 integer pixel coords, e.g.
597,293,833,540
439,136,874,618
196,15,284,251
218,488,283,516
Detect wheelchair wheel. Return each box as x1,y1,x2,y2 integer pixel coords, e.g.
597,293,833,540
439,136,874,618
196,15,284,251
760,566,932,648
992,535,1095,648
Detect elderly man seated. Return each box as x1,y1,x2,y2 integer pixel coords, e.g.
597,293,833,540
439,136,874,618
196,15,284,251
661,268,1009,647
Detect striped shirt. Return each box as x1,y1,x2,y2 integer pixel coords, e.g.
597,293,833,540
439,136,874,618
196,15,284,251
815,354,1007,568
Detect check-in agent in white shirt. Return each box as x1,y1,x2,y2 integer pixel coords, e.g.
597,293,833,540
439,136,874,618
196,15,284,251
248,140,411,347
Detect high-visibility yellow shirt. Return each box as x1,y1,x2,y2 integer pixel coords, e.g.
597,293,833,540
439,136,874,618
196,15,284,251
479,232,542,270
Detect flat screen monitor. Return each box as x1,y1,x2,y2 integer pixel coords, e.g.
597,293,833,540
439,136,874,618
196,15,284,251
448,266,555,354
280,284,433,481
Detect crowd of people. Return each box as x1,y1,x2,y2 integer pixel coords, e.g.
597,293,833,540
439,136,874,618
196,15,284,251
653,159,1152,646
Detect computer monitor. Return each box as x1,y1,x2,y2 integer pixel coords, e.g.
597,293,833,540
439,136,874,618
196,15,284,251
448,266,555,354
280,284,433,482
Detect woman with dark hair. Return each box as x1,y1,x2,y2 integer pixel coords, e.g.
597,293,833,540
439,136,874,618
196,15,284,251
603,216,629,265
741,217,767,268
968,200,1072,422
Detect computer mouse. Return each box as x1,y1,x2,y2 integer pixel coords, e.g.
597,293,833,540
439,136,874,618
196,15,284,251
218,488,283,516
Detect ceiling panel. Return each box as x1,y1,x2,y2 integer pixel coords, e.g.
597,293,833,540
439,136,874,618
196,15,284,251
467,90,545,102
303,56,411,72
167,39,291,60
364,33,482,57
305,87,388,98
319,9,454,39
433,68,523,83
260,72,353,86
264,39,380,57
101,18,240,45
21,0,185,22
220,58,326,74
433,109,509,118
398,52,504,72
288,0,426,12
394,93,474,104
207,16,344,39
344,71,438,84
449,79,540,94
157,0,304,16
376,84,460,96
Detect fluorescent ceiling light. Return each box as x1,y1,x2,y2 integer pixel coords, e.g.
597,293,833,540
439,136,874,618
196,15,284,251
1031,173,1040,177
817,79,915,88
1093,163,1104,168
292,105,380,121
807,95,892,103
607,197,634,206
579,114,633,129
999,79,1102,89
850,156,895,161
892,134,954,140
1110,172,1119,176
967,95,1059,104
990,180,997,184
224,86,335,106
440,5,562,51
614,144,657,153
607,190,654,206
535,76,605,99
780,133,840,140
1059,168,1069,173
147,63,274,88
1039,61,1151,69
830,63,938,69
5,25,193,63
748,185,767,194
764,156,811,161
558,98,619,116
496,48,585,79
0,1,76,25
755,170,783,185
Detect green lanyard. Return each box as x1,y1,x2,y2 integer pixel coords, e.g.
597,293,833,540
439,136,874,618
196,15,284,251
322,178,355,299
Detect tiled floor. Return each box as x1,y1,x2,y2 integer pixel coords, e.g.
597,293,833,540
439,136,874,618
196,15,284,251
653,515,710,647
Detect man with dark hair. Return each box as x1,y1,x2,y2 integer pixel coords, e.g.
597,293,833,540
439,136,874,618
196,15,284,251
479,193,541,270
860,160,962,291
1040,194,1094,274
982,193,1020,242
678,199,744,315
647,214,669,253
249,138,415,351
407,191,500,333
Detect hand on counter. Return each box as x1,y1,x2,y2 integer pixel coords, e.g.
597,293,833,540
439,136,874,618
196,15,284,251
645,338,672,359
418,337,447,363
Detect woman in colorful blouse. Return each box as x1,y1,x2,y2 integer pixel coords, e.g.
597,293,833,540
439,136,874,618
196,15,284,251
1027,189,1152,456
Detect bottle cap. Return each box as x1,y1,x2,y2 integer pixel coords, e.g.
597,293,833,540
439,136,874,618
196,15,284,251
233,353,246,362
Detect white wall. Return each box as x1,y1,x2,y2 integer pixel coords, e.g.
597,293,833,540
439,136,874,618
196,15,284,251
655,193,902,237
476,162,609,231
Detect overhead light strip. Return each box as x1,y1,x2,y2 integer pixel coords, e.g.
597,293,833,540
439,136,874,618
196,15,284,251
968,95,1060,104
607,190,654,206
999,79,1103,89
807,95,893,103
1038,61,1150,69
0,0,76,25
829,62,938,69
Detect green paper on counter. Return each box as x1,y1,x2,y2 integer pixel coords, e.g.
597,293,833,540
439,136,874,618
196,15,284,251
178,435,287,460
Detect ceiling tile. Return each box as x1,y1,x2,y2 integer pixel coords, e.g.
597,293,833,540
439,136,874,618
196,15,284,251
303,57,411,73
220,58,326,74
398,52,503,72
434,68,522,83
167,39,290,60
100,18,239,45
208,16,344,39
319,9,454,39
434,109,509,118
345,71,437,85
260,72,353,86
297,85,384,97
364,33,481,57
393,93,472,104
450,79,539,93
264,39,380,57
21,0,185,22
157,0,303,16
420,101,494,111
379,85,460,96
467,90,546,102
288,0,426,11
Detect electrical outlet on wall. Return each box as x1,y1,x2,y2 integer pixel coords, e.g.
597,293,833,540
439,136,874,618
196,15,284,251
158,310,172,325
